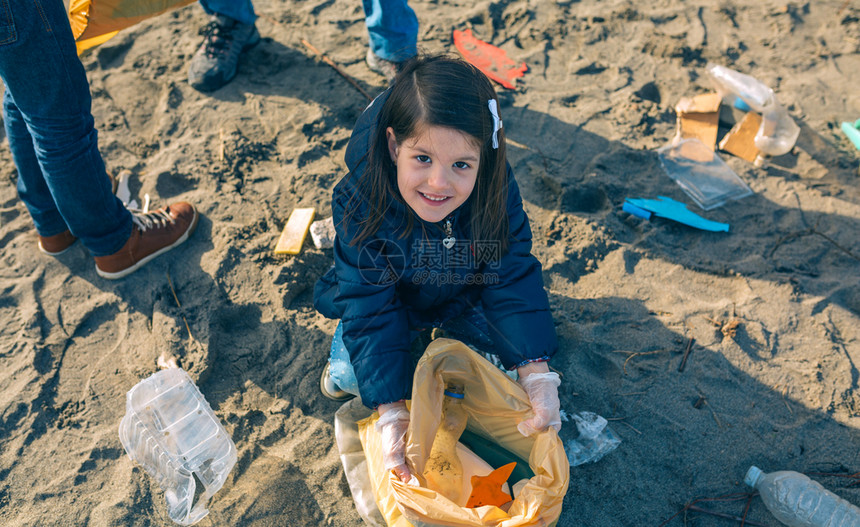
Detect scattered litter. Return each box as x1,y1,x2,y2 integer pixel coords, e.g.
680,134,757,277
309,216,336,249
453,29,527,90
707,63,800,156
719,111,764,164
119,368,237,525
465,462,516,508
657,139,752,210
841,119,860,152
274,207,315,255
624,196,730,232
674,93,722,150
565,412,621,467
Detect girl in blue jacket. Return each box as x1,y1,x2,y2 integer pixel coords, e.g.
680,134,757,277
314,55,562,483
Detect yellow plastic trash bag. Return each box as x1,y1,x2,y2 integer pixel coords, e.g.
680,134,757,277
357,339,569,526
68,0,196,52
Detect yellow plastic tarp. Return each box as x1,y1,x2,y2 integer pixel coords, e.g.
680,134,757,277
358,339,569,527
69,0,196,53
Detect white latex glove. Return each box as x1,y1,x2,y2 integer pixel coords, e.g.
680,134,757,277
517,368,562,437
375,402,413,483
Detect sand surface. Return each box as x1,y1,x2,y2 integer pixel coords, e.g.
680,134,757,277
1,0,860,525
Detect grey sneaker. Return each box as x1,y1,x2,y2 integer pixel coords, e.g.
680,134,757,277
365,49,404,83
188,14,260,92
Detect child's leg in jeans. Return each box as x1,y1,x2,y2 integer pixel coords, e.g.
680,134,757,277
327,322,361,397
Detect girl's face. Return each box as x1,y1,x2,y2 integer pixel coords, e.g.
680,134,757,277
387,125,480,224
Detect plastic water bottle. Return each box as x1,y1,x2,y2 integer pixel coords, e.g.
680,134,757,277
745,466,860,527
119,368,237,526
707,64,800,156
423,383,468,505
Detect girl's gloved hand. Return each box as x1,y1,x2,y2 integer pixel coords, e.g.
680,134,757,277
516,363,562,437
375,401,413,483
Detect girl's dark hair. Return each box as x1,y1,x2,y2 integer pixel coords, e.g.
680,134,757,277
350,55,509,253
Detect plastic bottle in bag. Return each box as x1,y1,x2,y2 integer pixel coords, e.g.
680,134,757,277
119,368,237,526
706,63,800,157
423,383,468,505
744,466,860,527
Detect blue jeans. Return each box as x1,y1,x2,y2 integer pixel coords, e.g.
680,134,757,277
200,0,416,62
199,0,257,26
0,0,132,256
362,0,418,62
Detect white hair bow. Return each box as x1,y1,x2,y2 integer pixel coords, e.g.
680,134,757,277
488,99,503,149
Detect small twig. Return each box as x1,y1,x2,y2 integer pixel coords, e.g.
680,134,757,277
219,127,225,163
606,417,642,435
166,271,194,343
782,385,793,415
678,337,695,372
703,316,722,328
741,493,754,526
687,505,766,526
300,39,373,101
615,349,670,375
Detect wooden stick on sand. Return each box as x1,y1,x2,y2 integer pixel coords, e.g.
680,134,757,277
301,39,373,101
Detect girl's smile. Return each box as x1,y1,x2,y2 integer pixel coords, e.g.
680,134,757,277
387,125,480,224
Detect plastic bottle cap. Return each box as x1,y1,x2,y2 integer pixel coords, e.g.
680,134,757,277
444,389,465,399
744,466,763,488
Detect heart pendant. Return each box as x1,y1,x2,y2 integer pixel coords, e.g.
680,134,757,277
442,237,455,249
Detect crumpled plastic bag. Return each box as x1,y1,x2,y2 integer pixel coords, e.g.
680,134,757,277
564,412,621,467
350,338,569,527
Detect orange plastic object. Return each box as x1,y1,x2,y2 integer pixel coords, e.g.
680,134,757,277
466,462,516,508
453,29,527,90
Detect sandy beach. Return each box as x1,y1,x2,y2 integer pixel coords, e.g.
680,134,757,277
1,0,859,525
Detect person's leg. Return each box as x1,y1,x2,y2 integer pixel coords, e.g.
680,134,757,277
189,0,260,91
361,0,418,62
0,0,132,256
324,322,361,399
198,0,256,26
3,92,67,238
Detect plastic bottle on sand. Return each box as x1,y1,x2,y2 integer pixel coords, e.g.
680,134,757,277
119,368,237,526
706,64,800,157
423,383,468,505
745,466,860,527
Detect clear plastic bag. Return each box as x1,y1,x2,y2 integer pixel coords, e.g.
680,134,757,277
657,139,753,210
565,412,621,467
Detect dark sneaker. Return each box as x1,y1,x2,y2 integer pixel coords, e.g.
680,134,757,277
365,49,404,83
320,362,355,401
39,230,77,256
94,202,198,279
188,14,260,92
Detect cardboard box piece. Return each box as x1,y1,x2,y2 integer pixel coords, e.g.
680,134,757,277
719,111,763,163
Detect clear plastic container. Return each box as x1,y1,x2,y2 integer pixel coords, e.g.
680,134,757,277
657,139,753,210
745,466,860,527
707,64,800,156
119,368,237,526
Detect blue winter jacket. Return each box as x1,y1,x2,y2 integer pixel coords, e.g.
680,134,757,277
314,89,557,409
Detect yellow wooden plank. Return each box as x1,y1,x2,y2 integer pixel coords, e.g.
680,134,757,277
274,208,315,255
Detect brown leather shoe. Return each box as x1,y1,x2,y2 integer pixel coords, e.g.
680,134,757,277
94,202,198,280
38,230,78,256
